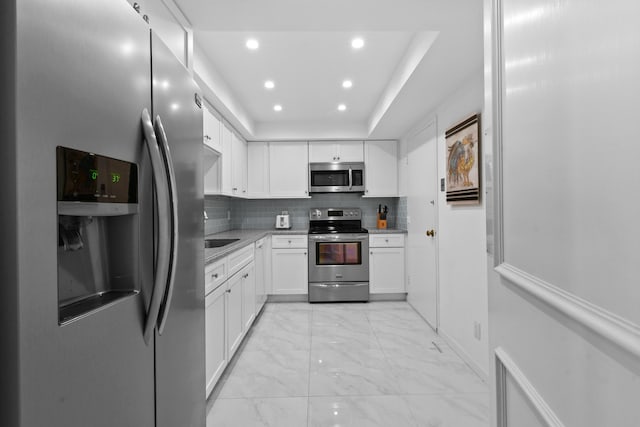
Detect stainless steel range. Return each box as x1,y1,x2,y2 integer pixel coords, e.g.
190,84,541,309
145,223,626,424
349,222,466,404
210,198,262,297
308,208,369,302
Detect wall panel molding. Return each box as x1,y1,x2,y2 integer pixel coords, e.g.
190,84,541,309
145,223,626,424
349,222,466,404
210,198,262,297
495,347,564,427
496,263,640,360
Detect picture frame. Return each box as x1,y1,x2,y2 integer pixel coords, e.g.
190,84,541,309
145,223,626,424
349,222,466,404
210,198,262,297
445,113,481,205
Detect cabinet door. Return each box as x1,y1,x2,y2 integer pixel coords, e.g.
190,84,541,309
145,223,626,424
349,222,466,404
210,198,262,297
364,140,398,197
231,132,247,197
248,142,269,198
205,284,226,398
203,107,221,152
221,123,233,195
308,141,337,162
269,141,309,198
203,148,220,195
241,263,256,330
271,248,308,294
226,273,244,357
255,239,267,312
369,247,405,294
336,141,364,162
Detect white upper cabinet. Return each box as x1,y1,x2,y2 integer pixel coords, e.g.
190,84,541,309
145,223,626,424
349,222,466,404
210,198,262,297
231,132,247,197
220,123,233,196
364,140,398,197
269,141,309,198
247,142,269,198
309,141,364,163
202,106,222,153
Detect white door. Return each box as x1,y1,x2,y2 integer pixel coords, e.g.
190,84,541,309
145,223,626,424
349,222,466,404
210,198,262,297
406,120,438,329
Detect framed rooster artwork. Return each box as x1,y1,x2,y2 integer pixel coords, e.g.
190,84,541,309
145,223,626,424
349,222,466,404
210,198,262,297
445,113,481,205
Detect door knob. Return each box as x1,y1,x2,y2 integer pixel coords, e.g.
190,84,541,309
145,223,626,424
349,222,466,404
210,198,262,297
426,229,435,237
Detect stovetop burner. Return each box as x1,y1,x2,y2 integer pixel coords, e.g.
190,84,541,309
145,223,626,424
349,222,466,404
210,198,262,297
308,224,368,234
308,207,368,234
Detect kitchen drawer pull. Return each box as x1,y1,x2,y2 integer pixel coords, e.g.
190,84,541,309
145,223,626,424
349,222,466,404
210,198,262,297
212,273,218,279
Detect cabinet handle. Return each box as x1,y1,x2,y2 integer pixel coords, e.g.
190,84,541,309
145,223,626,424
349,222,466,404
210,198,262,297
212,273,218,279
303,252,307,255
226,289,231,293
288,240,291,244
370,251,373,255
385,239,389,243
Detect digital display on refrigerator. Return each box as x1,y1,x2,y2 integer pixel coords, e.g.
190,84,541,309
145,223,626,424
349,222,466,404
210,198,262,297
56,146,138,203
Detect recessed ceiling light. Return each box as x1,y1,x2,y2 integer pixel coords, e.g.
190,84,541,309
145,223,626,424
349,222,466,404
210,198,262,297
342,80,353,89
246,39,259,50
351,38,365,49
273,104,282,112
338,104,347,111
264,80,275,89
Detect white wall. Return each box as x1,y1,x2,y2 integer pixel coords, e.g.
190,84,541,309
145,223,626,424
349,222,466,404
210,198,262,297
487,0,640,425
400,69,489,377
435,71,488,376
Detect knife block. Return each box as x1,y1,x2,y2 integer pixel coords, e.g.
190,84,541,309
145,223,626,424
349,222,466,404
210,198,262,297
376,213,387,229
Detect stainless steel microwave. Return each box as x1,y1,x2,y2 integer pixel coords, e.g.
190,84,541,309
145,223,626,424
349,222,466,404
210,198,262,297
308,162,365,193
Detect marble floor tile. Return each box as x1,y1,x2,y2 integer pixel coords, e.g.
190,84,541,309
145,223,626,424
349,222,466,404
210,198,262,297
389,354,488,395
309,348,401,396
245,315,311,352
405,393,490,426
207,397,308,427
218,349,310,398
207,302,490,426
308,395,418,427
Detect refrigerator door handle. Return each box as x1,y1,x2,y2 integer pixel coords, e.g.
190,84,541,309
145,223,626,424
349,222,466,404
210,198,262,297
154,114,179,335
141,108,171,345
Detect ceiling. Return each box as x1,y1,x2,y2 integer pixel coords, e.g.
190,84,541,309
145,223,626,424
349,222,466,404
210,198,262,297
174,0,484,140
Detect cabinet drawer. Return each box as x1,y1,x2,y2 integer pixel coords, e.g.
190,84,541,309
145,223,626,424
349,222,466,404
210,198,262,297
271,235,308,249
369,234,405,248
205,257,227,296
228,243,255,277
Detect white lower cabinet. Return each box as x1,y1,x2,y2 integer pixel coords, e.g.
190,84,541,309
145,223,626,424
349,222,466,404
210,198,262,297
254,237,268,312
205,284,226,398
369,234,406,294
271,235,308,295
226,271,244,358
241,262,256,331
205,242,260,398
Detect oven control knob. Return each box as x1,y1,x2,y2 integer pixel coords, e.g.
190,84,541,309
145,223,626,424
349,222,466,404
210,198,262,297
314,209,321,218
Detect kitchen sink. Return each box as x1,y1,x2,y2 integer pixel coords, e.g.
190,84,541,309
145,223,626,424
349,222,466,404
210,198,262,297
204,238,240,248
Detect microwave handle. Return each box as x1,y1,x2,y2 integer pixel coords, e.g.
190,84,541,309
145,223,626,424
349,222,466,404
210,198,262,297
348,168,353,190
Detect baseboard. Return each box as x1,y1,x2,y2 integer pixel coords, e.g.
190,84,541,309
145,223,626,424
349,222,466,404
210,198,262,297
438,328,489,382
266,293,408,303
267,294,309,303
369,292,407,301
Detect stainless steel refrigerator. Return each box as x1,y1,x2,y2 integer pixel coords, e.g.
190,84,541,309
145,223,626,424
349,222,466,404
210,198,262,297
0,0,205,426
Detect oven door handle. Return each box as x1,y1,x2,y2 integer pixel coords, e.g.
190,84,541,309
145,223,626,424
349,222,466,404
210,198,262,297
308,234,369,241
348,168,353,190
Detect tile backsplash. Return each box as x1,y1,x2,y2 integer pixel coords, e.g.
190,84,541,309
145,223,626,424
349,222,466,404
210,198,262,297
205,194,404,234
204,196,233,235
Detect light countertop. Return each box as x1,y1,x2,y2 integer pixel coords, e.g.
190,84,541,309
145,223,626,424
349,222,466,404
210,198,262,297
204,227,406,265
204,228,308,264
